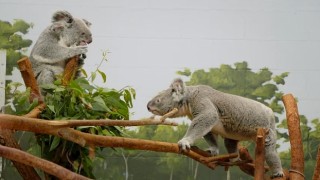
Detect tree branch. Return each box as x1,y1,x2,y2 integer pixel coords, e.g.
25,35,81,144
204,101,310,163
0,144,90,180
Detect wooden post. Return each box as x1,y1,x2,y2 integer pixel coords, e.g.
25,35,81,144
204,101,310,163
254,128,266,180
312,145,320,180
282,94,305,180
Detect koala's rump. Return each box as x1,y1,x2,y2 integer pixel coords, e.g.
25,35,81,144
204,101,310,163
210,93,274,141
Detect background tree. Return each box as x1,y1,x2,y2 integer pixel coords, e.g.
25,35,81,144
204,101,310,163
1,19,33,104
0,19,33,75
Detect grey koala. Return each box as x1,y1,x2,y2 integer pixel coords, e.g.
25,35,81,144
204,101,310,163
147,78,284,178
30,10,92,87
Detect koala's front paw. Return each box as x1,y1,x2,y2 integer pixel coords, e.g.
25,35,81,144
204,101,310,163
74,46,88,55
178,138,191,152
206,146,219,156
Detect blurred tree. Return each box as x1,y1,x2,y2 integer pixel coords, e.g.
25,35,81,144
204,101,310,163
0,19,33,75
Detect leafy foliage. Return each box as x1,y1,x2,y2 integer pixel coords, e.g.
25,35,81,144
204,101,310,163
5,66,135,178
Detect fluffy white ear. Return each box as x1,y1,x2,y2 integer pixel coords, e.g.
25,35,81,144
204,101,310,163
170,78,185,102
52,10,74,24
50,22,65,33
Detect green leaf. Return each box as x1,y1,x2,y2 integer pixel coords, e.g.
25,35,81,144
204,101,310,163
47,105,56,114
49,136,60,152
97,69,107,83
81,68,88,78
91,72,96,82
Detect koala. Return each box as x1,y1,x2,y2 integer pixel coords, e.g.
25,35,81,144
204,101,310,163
30,10,92,88
147,78,284,178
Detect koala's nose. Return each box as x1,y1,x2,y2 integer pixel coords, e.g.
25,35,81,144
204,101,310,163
147,102,152,111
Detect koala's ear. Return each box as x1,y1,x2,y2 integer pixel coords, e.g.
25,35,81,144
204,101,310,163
50,22,65,33
52,10,74,24
82,19,92,27
170,78,185,102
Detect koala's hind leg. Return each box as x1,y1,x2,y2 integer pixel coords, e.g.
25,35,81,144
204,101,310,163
36,70,55,85
224,138,239,162
264,129,284,178
224,138,238,154
204,132,219,155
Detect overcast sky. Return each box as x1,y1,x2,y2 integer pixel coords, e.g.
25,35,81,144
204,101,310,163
1,0,320,123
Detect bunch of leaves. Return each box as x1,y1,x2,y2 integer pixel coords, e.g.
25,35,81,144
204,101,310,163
36,72,135,178
3,82,39,115
5,66,135,178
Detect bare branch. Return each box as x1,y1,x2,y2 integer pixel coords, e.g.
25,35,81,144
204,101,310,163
0,145,90,180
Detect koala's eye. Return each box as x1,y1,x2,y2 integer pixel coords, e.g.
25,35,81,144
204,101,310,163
67,18,73,23
81,32,86,36
171,88,175,93
156,99,161,103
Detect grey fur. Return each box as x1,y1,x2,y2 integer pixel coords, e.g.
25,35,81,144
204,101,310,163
147,78,283,178
30,10,92,89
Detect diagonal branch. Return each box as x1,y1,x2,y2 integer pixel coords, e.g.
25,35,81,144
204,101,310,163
0,144,89,180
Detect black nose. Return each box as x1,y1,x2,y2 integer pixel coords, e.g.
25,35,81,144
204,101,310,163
147,102,151,111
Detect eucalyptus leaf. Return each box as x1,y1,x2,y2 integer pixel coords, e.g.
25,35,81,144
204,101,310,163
49,136,61,152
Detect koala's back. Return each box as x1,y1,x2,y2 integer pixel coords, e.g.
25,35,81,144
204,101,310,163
191,85,275,138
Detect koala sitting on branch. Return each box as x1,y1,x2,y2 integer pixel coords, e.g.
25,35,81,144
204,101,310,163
147,78,283,178
30,10,92,89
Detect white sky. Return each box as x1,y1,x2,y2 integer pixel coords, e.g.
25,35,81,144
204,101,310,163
1,0,320,123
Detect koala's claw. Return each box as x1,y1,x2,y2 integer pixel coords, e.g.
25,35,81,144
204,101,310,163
270,172,284,179
178,139,191,153
206,147,219,156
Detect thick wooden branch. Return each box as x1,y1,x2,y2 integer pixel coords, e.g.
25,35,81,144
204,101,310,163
0,145,89,180
312,145,320,180
0,130,41,180
0,113,220,171
254,128,266,180
282,94,305,180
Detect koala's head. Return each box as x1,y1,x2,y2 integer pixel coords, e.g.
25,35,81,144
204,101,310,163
147,78,187,116
51,10,92,46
